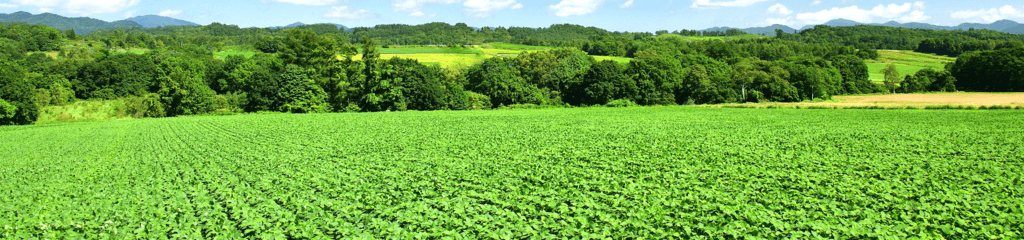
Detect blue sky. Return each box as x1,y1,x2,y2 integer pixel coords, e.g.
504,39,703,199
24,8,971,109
2,0,1023,31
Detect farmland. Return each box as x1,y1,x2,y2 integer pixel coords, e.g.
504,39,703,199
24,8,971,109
2,107,1023,238
866,50,956,82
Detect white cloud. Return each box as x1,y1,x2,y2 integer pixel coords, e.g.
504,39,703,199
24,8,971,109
767,3,792,15
913,1,925,8
549,0,604,17
409,11,435,17
0,3,17,8
621,0,634,8
796,2,929,24
464,0,522,17
951,5,1024,23
392,0,460,17
810,0,821,6
691,0,769,9
158,10,182,17
324,6,371,19
266,0,338,6
123,10,136,18
5,0,140,16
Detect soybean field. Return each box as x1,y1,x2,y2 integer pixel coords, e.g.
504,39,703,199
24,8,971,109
1,107,1023,239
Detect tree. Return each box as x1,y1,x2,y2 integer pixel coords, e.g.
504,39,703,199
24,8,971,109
278,64,331,113
0,61,38,125
0,98,16,120
466,57,544,107
229,54,284,112
155,56,217,116
881,63,900,93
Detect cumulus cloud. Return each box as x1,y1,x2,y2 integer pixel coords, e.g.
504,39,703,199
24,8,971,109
796,2,929,24
620,0,633,8
393,0,459,17
265,0,338,6
464,0,522,17
767,3,792,15
324,6,371,19
158,10,182,17
951,5,1024,23
4,0,140,16
549,0,604,17
810,0,821,6
691,0,770,9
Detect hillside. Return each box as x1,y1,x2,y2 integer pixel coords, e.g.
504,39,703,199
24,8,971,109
0,11,141,34
125,15,199,28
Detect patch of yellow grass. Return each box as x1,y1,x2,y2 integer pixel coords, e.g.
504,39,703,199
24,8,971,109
720,92,1024,108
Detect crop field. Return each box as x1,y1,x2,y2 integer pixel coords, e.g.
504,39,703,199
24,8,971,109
2,107,1023,239
866,50,955,82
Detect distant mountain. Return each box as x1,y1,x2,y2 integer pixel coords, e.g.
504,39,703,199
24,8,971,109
126,15,199,28
267,22,348,31
0,11,141,34
1003,25,1024,34
741,24,797,35
795,18,1022,33
953,20,1019,31
701,24,797,36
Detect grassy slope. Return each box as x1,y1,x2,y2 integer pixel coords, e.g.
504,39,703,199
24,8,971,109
866,50,955,82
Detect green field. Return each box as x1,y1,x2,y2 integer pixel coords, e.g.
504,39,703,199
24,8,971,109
215,47,258,59
866,50,956,82
2,107,1022,238
375,46,483,54
593,55,633,63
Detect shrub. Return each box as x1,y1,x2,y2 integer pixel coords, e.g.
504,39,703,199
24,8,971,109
605,99,638,108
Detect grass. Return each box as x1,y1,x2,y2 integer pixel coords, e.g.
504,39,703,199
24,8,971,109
486,43,552,51
866,50,955,82
36,99,134,124
215,47,258,59
375,46,483,54
350,53,493,69
718,92,1024,109
2,107,1021,238
593,55,633,64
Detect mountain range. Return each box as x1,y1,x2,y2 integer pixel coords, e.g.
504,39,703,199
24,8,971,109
705,19,1024,35
1,11,1021,36
267,22,348,31
125,15,199,28
0,11,141,34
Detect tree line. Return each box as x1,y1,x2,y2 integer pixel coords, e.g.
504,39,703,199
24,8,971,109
3,22,1024,125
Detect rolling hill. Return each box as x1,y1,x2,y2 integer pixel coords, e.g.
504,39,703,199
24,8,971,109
0,11,141,34
125,15,199,28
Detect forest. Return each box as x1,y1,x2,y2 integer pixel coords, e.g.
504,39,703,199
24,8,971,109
2,21,1023,125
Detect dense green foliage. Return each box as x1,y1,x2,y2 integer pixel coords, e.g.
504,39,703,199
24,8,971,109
949,47,1024,92
1,108,1022,238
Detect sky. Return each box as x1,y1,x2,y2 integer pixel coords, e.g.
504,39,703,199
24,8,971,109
2,0,1024,31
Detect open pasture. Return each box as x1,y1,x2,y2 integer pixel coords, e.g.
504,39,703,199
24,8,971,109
2,107,1022,239
867,50,955,82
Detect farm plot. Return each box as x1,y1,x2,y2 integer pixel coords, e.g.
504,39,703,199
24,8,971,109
1,107,1022,238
